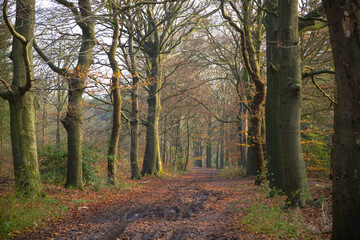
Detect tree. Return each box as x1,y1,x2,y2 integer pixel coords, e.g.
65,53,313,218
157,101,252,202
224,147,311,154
104,6,122,184
220,0,266,184
277,0,311,206
137,0,214,175
263,0,285,192
323,0,360,238
34,0,97,189
0,0,44,198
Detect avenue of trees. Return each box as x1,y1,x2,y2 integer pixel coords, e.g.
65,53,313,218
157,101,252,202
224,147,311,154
0,0,358,238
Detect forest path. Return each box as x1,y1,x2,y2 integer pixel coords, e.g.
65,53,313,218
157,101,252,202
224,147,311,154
16,168,260,240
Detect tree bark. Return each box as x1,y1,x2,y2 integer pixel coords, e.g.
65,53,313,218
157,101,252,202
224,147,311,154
238,102,248,167
62,0,95,190
206,117,212,168
142,55,163,175
129,33,141,179
107,12,121,185
278,0,311,206
220,122,225,169
323,0,360,238
264,0,285,192
5,0,44,198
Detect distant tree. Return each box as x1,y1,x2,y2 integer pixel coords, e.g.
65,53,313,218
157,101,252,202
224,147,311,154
134,0,214,175
0,0,44,198
323,0,360,238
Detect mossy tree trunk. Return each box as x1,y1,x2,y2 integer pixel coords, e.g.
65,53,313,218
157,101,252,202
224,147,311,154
323,0,360,238
221,0,266,184
1,0,44,198
278,0,311,206
237,102,248,167
142,54,163,175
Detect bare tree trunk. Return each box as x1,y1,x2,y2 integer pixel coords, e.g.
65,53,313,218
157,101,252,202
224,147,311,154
264,0,284,192
55,76,62,150
142,55,163,175
106,12,122,185
184,121,190,171
278,0,311,206
206,117,212,168
220,122,224,169
238,103,248,167
323,0,360,238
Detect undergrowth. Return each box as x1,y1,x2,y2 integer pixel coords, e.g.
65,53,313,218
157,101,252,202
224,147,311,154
242,204,308,238
0,195,68,239
218,166,246,179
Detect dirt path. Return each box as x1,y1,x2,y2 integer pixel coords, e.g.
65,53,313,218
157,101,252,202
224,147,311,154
16,168,259,240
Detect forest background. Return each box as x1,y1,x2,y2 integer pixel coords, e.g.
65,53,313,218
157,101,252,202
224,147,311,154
0,0,356,239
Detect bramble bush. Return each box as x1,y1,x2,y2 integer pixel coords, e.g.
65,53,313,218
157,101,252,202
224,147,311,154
39,144,103,185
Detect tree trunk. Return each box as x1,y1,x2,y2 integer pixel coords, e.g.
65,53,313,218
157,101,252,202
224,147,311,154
238,103,248,167
55,76,62,150
130,83,141,179
107,73,121,184
162,116,167,167
220,122,224,169
264,0,284,192
142,56,163,175
246,123,255,176
323,1,360,238
184,121,190,171
107,13,122,184
62,84,84,189
206,117,212,168
278,0,311,206
215,139,220,169
243,0,266,185
127,28,141,180
62,0,95,190
7,0,44,198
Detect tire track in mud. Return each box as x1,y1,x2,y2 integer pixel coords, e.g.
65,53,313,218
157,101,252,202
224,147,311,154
90,170,216,240
16,168,256,240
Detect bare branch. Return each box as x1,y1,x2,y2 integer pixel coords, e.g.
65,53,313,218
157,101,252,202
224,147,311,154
302,69,335,79
0,78,12,93
3,0,33,94
220,0,255,79
33,40,68,76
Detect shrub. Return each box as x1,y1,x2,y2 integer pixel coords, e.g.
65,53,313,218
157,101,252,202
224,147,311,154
39,146,67,184
39,144,103,185
242,204,307,238
219,166,246,179
0,195,67,239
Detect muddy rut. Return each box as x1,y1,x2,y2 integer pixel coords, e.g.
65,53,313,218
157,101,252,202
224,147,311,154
16,168,257,240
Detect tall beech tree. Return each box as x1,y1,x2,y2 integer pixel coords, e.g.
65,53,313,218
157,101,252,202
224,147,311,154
323,0,360,238
136,0,214,175
220,0,266,184
277,0,311,206
263,0,284,192
34,0,98,189
104,6,122,184
0,0,44,198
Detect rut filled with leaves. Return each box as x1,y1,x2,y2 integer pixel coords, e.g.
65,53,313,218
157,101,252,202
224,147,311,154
13,168,331,240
